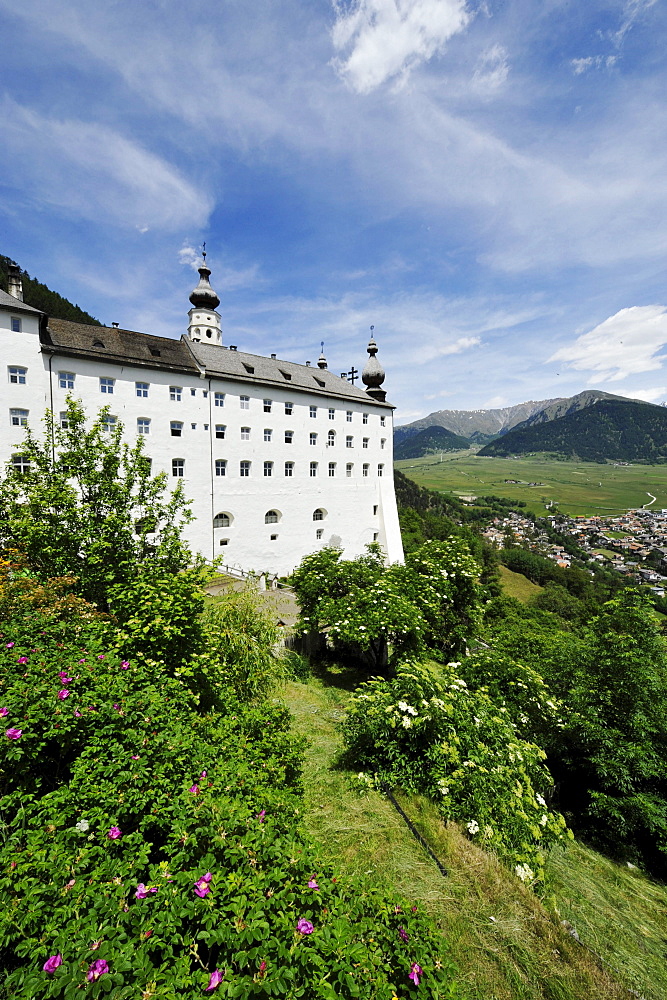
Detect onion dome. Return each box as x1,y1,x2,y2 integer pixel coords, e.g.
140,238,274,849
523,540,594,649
189,259,220,311
362,334,386,400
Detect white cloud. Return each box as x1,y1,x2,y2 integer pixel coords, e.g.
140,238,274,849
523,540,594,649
472,43,509,93
618,385,667,404
0,97,210,231
330,0,470,93
548,306,667,383
570,55,617,75
612,0,658,46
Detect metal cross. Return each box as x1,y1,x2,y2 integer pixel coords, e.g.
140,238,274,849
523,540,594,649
346,366,358,385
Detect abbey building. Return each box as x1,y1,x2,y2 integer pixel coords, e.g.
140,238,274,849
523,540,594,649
0,260,403,575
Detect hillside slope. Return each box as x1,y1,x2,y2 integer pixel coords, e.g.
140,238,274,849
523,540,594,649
394,425,470,459
395,397,567,444
479,398,667,461
0,254,101,326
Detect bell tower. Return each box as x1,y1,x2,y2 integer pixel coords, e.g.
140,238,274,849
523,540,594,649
187,248,222,346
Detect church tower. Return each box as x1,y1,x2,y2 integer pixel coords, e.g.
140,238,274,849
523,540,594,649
362,331,386,402
187,251,222,345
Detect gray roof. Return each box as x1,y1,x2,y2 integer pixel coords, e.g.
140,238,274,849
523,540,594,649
187,341,393,408
0,289,43,314
42,319,200,375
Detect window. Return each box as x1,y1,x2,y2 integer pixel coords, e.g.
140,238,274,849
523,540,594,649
270,533,278,541
310,462,318,477
265,510,279,524
10,408,28,427
240,461,251,477
219,538,229,546
380,416,386,427
214,392,225,407
243,363,254,374
309,432,317,446
215,424,226,439
346,463,353,477
346,411,352,422
10,317,21,333
59,372,75,390
60,411,69,429
263,399,272,413
137,418,150,435
100,377,114,394
190,388,196,397
204,423,209,431
213,512,231,527
284,401,293,415
310,405,317,418
264,461,273,477
363,413,368,425
172,459,185,477
316,528,324,540
203,390,208,398
362,437,369,449
280,370,292,381
327,430,335,446
373,532,379,542
346,436,353,448
12,454,30,474
9,366,27,385
264,428,272,442
241,426,250,441
285,430,294,444
215,460,227,477
313,508,325,521
191,423,197,430
102,415,117,433
240,395,250,409
136,382,149,398
328,462,336,477
170,386,182,402
328,408,335,420
170,421,183,437
284,461,294,477
362,463,369,477
378,464,384,476
373,505,378,515
381,438,386,449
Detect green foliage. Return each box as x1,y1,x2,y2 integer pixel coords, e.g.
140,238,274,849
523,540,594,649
340,661,571,889
291,540,482,672
0,568,459,999
0,254,101,325
393,426,470,460
0,399,194,609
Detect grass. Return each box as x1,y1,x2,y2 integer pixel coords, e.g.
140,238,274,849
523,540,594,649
498,565,543,603
395,454,667,518
281,667,667,1000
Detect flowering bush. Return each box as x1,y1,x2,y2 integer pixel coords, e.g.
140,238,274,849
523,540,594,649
340,661,572,889
0,568,459,997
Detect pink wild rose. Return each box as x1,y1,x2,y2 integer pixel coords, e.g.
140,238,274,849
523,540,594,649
398,927,410,942
6,642,14,648
296,918,314,935
6,728,22,740
17,656,28,665
57,689,70,700
0,707,8,717
258,960,267,977
135,883,158,898
194,878,211,898
43,953,62,974
205,969,224,992
308,878,319,890
58,671,72,682
408,963,423,986
189,784,200,795
257,809,266,823
107,826,122,840
120,660,130,669
87,959,109,981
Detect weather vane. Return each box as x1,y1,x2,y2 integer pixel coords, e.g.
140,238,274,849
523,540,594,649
321,340,324,353
202,241,207,262
370,325,374,334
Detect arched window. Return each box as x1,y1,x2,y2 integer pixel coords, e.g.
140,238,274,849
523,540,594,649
327,429,335,446
313,508,326,521
213,512,232,528
265,510,280,524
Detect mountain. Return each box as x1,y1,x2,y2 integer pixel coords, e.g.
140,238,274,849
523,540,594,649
510,390,641,429
478,398,667,462
394,425,470,459
394,397,568,445
0,254,101,326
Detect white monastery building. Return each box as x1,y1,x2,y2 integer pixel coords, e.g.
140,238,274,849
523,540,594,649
0,259,403,575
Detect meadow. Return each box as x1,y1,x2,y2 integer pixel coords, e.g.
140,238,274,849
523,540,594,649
395,452,667,517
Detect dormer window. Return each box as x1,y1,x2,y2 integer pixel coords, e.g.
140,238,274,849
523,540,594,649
243,363,255,374
93,340,105,348
150,348,161,357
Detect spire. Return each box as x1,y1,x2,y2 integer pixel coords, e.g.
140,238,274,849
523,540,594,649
187,245,223,346
189,247,220,311
362,325,386,401
317,340,327,369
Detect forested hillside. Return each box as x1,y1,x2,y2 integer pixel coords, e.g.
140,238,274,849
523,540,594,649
394,425,470,459
0,254,101,325
479,398,667,462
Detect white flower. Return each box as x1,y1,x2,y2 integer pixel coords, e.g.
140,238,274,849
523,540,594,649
539,814,548,826
515,863,534,883
536,793,546,807
466,819,479,835
398,701,409,712
401,716,412,728
75,819,89,832
436,779,449,796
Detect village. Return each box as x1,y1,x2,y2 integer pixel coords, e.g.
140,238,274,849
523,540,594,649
483,507,667,597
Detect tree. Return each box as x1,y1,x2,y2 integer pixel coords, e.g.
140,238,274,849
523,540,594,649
0,399,195,608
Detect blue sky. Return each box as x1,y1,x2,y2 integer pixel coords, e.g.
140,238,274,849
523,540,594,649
2,0,667,424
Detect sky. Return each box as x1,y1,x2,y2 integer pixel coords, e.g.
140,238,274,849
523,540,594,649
1,0,667,424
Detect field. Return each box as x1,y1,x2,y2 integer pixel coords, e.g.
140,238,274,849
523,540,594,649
395,452,667,517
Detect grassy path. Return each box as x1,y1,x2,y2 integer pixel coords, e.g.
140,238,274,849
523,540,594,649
282,673,633,1000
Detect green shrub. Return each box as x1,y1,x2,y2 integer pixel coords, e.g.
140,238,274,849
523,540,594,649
340,661,572,890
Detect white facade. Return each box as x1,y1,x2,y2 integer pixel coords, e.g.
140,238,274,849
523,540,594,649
0,272,403,576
